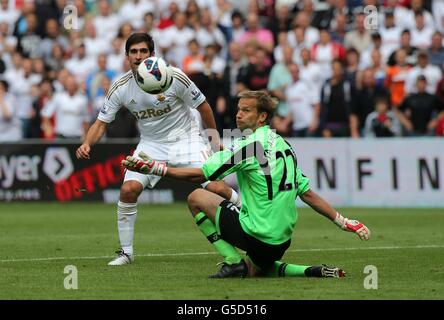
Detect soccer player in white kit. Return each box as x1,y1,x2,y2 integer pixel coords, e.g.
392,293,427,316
76,33,241,265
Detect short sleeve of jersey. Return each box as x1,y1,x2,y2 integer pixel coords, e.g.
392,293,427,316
202,140,250,181
172,68,206,109
296,167,310,196
97,87,123,123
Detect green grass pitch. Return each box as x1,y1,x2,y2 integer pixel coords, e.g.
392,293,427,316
0,203,443,300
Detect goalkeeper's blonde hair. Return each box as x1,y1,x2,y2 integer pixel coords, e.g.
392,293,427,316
237,90,278,125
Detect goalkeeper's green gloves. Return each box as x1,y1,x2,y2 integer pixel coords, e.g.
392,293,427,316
334,212,371,241
122,151,167,176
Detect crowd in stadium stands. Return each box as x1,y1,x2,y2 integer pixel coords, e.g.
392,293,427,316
1,0,444,142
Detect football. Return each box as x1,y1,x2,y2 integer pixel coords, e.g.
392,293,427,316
135,56,173,94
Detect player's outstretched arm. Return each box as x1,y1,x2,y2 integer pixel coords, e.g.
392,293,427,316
300,189,371,241
76,119,107,159
122,152,207,183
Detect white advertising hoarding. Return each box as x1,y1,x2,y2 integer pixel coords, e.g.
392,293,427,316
286,139,443,208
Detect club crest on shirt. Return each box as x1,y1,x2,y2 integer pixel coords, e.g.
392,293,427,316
157,94,166,102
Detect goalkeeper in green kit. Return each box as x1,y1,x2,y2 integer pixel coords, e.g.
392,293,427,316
122,90,371,279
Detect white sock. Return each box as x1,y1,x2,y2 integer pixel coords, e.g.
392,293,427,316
117,201,137,256
229,189,242,208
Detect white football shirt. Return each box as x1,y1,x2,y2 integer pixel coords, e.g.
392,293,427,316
98,67,206,143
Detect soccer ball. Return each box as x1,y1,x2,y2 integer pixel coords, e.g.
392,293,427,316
135,57,173,94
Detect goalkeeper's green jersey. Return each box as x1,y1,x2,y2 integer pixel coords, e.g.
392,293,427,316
202,125,310,245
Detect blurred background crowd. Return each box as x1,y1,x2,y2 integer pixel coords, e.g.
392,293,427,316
1,0,444,142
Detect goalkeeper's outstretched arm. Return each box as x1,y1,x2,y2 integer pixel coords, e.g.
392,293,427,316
300,189,371,241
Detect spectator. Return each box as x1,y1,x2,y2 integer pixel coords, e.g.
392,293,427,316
107,37,125,74
428,31,444,69
0,0,19,32
237,47,271,92
16,13,42,59
41,75,89,139
319,60,353,137
118,0,155,30
85,53,116,104
213,0,233,43
161,11,195,68
360,33,390,71
364,97,402,137
380,0,412,31
117,22,134,41
39,18,69,62
196,8,226,55
344,48,360,88
203,43,226,78
45,43,65,74
432,0,444,34
285,63,320,137
268,45,294,118
290,11,319,48
0,22,18,58
157,1,179,30
83,18,112,58
329,13,348,45
379,10,402,60
311,28,346,82
344,12,372,54
387,29,418,66
186,0,202,30
367,49,387,89
298,47,323,102
404,51,442,95
351,68,390,138
385,48,412,107
182,39,205,76
230,10,246,43
94,0,120,43
221,41,248,129
6,57,41,138
410,10,435,50
64,42,96,84
407,0,435,30
12,0,36,39
92,75,111,121
138,12,162,50
239,13,274,54
267,3,292,44
398,75,444,136
202,44,226,134
274,31,292,63
30,78,54,139
287,25,308,63
0,79,21,142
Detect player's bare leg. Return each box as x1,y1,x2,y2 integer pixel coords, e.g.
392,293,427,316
108,180,143,266
187,189,247,278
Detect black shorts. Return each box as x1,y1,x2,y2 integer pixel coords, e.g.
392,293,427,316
216,200,291,270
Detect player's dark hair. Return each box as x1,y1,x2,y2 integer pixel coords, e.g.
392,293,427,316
238,90,278,125
125,33,155,55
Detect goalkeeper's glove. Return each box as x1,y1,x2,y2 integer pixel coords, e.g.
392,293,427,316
333,212,371,241
122,151,167,176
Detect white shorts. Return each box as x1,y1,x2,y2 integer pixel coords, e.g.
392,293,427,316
124,138,212,189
